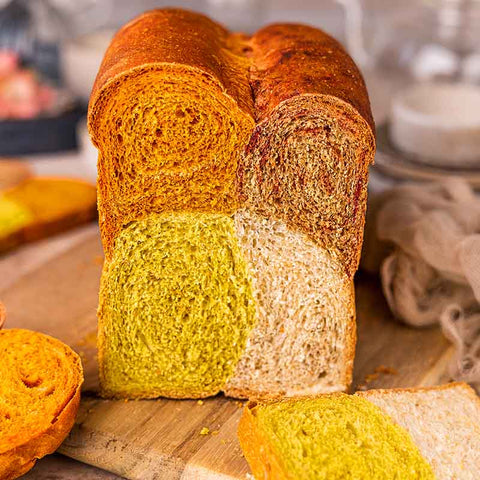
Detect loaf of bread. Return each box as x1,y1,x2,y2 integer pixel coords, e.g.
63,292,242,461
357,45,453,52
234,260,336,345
90,8,375,399
0,328,83,479
238,383,480,479
0,177,97,253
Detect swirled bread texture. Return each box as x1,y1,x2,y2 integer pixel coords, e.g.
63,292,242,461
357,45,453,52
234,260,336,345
98,211,354,399
0,329,83,480
238,384,480,480
89,9,255,258
90,8,375,399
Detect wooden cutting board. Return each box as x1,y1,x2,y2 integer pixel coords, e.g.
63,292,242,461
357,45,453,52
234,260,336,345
0,225,454,480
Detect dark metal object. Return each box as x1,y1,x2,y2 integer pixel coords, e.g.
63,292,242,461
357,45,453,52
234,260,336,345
0,106,85,155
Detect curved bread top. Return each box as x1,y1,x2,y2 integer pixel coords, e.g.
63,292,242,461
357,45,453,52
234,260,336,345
249,23,374,132
89,9,375,272
90,11,373,139
89,8,254,144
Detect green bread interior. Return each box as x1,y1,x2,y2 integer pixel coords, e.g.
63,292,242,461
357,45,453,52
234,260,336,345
99,212,256,398
0,196,33,236
253,395,435,480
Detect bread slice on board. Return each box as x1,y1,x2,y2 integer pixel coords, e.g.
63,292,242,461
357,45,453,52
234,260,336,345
238,383,480,480
0,328,83,480
0,177,97,254
90,8,375,400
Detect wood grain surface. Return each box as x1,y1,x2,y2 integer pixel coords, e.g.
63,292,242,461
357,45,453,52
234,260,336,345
0,225,455,480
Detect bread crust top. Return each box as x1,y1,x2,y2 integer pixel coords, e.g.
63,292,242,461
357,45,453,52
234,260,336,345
88,8,255,145
248,23,374,132
89,9,374,145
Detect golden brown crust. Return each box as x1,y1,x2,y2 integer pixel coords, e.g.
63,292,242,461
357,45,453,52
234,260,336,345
88,8,254,145
357,381,480,401
240,382,478,409
344,281,357,391
238,401,291,480
0,177,97,255
248,23,374,132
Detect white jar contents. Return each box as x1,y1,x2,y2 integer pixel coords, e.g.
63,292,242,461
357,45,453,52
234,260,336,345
390,83,480,167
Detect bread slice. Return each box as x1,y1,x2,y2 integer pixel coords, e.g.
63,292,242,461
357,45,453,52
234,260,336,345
98,210,354,399
0,177,97,253
91,9,374,400
0,328,83,480
238,383,480,480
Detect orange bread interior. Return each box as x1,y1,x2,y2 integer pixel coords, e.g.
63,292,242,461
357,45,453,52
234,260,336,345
89,9,255,257
0,328,83,479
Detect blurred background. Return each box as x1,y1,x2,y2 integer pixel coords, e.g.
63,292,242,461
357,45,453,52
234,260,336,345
0,0,479,184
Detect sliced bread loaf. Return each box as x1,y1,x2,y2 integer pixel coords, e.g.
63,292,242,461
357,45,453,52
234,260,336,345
98,210,354,399
0,328,83,480
0,177,97,253
91,8,374,399
89,8,375,267
238,383,480,479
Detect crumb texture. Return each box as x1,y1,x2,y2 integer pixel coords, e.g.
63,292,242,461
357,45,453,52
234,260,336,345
238,23,375,276
98,212,257,398
0,329,83,479
89,8,254,258
226,210,354,397
360,385,480,480
240,95,373,277
241,395,434,480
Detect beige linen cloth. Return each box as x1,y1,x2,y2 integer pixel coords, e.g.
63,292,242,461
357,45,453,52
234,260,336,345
362,178,480,390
